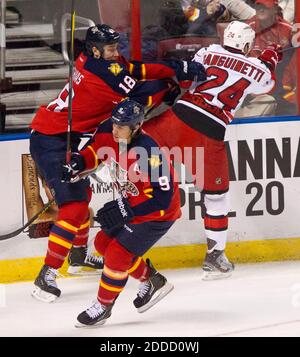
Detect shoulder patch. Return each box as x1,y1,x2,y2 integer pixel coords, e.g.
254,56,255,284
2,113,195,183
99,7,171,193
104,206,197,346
148,155,162,169
108,63,123,76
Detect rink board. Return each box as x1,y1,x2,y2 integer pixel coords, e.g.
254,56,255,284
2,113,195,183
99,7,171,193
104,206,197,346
0,119,300,282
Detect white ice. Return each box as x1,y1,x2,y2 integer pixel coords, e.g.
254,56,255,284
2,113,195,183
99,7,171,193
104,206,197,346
1,261,300,337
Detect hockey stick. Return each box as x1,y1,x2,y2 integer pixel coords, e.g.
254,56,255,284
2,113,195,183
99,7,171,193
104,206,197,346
281,46,299,53
0,172,103,241
66,0,76,164
0,199,55,241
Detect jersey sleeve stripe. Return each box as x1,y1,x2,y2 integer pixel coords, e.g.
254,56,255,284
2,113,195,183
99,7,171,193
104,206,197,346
129,62,134,75
87,145,99,169
141,64,146,80
147,96,153,107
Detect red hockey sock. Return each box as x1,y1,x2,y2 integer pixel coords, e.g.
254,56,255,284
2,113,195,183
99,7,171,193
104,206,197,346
97,240,134,305
204,214,228,251
97,267,128,305
45,220,78,269
128,257,150,282
44,201,89,269
72,218,90,247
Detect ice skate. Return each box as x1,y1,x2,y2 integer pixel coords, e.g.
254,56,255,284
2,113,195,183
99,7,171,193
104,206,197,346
31,264,61,303
202,249,234,281
67,246,104,276
75,300,113,328
133,259,174,313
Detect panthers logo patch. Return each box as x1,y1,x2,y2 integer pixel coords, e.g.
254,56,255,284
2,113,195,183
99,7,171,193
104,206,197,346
109,159,139,197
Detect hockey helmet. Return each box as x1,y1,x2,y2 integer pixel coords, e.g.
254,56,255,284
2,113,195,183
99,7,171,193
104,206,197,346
85,24,120,56
111,99,144,129
223,21,255,54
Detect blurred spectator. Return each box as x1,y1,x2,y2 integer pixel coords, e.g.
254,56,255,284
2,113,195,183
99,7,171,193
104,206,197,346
119,1,188,60
181,0,227,35
248,0,292,49
139,0,227,61
278,0,294,23
246,0,295,22
159,0,189,36
236,0,296,117
221,0,256,20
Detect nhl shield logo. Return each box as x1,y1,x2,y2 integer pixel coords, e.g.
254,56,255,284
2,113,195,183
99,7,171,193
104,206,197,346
215,177,222,185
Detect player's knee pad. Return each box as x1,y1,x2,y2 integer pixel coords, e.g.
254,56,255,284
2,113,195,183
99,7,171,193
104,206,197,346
57,201,90,229
204,192,230,216
94,230,113,256
105,240,136,272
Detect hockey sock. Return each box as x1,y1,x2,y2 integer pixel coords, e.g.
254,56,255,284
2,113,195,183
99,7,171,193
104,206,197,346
128,257,150,282
97,240,134,305
44,201,89,269
204,193,229,252
72,218,90,247
45,220,78,269
204,214,228,252
73,188,92,248
98,266,128,305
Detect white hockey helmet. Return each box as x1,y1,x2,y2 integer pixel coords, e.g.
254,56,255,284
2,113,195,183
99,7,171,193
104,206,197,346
223,21,255,54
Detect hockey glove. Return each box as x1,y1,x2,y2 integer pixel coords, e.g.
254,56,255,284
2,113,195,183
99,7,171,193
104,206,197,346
174,60,207,82
258,44,283,72
94,196,134,236
62,152,86,183
162,78,181,106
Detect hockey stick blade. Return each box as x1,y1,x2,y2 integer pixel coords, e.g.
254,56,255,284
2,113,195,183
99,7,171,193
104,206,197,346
0,199,55,241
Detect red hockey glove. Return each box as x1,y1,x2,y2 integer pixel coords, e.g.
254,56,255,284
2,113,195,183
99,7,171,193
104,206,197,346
258,44,283,71
267,43,283,62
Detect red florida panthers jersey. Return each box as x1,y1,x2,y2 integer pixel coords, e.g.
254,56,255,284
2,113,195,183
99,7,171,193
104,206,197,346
31,53,177,135
80,120,181,224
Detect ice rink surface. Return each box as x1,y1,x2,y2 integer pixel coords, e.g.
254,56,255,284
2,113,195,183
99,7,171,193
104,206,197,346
1,261,300,337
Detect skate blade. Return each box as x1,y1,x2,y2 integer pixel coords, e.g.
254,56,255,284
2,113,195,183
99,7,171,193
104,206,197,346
74,319,108,329
137,282,174,314
201,270,233,281
67,266,102,276
31,286,58,303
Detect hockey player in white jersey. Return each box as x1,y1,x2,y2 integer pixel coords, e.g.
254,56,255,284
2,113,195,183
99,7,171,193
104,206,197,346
143,21,282,279
191,22,278,119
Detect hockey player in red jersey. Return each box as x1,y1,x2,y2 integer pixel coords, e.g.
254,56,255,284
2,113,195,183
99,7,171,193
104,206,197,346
62,99,181,327
30,24,204,302
143,21,282,280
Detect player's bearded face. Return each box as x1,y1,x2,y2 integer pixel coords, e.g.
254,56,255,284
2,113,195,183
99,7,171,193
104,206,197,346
102,44,119,60
112,124,133,143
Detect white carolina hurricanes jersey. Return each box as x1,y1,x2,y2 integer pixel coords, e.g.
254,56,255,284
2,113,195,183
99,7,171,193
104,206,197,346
189,44,275,118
